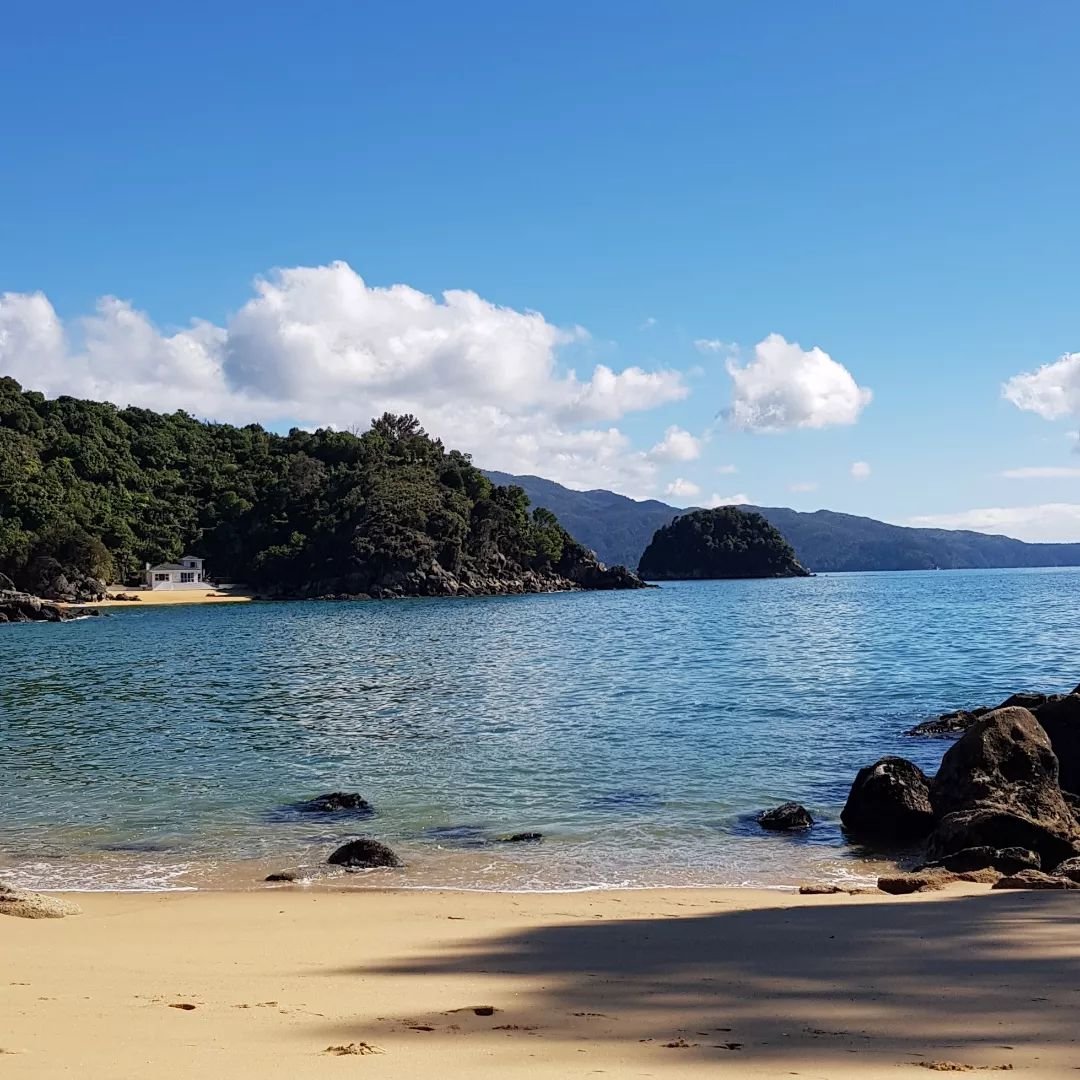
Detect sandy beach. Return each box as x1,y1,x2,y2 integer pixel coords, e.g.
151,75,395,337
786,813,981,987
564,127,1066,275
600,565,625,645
79,587,254,608
4,884,1078,1078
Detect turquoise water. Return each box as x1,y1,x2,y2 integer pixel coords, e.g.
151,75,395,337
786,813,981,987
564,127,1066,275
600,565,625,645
2,568,1079,891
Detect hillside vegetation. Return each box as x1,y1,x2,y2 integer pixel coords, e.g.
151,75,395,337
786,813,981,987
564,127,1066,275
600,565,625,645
487,471,1080,573
638,507,810,580
0,378,641,599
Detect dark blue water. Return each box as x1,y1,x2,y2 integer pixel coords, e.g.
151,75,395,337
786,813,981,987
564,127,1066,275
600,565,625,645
2,569,1078,891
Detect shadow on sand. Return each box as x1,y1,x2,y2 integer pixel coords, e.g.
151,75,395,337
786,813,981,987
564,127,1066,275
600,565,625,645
322,891,1080,1071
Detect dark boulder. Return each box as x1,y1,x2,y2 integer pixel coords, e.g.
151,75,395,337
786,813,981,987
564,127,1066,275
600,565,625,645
992,869,1080,890
905,708,988,738
840,757,935,845
1031,694,1080,796
496,832,543,843
918,845,1040,875
265,871,298,882
757,802,814,831
998,692,1059,711
327,837,401,869
926,808,1080,869
1052,855,1080,882
294,792,374,815
928,707,1079,862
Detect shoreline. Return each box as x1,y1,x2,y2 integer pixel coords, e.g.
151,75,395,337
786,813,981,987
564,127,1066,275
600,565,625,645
5,883,1076,1078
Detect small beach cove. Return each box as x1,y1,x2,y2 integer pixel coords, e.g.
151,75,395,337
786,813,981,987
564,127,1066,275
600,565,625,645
4,567,1080,894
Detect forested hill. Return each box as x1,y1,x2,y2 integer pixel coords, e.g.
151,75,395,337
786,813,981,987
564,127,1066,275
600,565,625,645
0,379,642,599
484,471,1080,573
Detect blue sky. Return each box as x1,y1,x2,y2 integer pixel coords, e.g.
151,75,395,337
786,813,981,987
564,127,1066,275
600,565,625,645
3,2,1080,539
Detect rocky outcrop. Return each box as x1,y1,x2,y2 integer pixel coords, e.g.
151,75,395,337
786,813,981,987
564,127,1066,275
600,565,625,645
840,757,935,845
0,881,82,919
1053,856,1080,882
877,867,1002,894
0,591,101,624
917,845,1040,876
293,792,373,815
991,869,1080,890
923,707,1080,867
327,837,401,869
905,708,988,738
1030,695,1080,796
22,556,107,603
757,802,814,831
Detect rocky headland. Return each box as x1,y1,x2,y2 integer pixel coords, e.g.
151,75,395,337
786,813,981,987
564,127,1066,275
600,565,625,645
0,586,101,624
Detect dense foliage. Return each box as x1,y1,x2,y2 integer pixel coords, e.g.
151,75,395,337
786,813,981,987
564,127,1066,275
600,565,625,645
488,471,1080,573
0,378,638,598
637,507,810,580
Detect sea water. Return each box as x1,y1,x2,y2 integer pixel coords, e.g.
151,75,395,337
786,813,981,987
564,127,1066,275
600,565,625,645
2,568,1078,891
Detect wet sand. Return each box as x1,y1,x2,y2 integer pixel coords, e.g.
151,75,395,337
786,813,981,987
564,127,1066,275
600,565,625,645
4,884,1078,1078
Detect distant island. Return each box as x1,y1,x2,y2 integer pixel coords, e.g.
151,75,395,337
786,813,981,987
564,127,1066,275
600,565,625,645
0,379,642,601
638,507,810,580
485,470,1080,574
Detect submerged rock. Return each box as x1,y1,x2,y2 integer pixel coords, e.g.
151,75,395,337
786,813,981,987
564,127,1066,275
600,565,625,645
265,871,299,882
0,882,82,919
327,837,401,869
905,708,988,738
293,792,374,815
496,832,543,843
992,869,1080,890
757,802,814,831
840,757,935,846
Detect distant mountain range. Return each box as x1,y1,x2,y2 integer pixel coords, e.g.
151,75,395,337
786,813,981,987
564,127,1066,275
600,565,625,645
485,470,1080,574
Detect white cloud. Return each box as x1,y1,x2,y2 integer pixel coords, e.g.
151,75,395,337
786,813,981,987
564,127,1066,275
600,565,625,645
908,504,1080,543
647,425,702,462
0,263,691,496
665,477,701,498
850,461,871,479
694,338,736,355
715,463,738,475
706,492,751,507
725,333,871,432
640,316,657,330
789,481,818,493
1002,352,1080,419
1002,466,1080,479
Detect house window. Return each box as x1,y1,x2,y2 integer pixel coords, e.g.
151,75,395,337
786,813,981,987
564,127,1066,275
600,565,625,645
180,572,195,583
154,573,170,582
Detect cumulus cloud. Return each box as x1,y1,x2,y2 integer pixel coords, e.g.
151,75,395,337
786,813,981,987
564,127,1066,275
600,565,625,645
0,263,691,496
665,478,701,499
789,481,818,493
850,461,871,479
1002,466,1080,479
1002,352,1080,419
908,504,1080,544
706,492,750,507
647,425,702,462
725,333,871,432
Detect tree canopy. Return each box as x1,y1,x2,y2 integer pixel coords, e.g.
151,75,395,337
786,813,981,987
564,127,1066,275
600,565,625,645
638,506,810,580
0,378,641,598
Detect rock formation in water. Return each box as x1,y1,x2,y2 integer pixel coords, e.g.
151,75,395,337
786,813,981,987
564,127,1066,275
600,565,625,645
637,507,810,581
327,837,401,869
0,588,100,624
757,802,814,831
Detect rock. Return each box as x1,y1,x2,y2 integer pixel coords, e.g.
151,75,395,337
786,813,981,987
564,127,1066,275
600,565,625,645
496,832,543,843
293,792,374,815
926,808,1080,869
0,592,100,623
998,692,1059,711
905,708,989,738
0,882,82,919
327,837,401,869
992,869,1080,890
1051,856,1080,883
757,802,814,831
840,757,935,845
877,868,1001,894
927,707,1080,865
1031,694,1080,796
264,872,298,882
798,884,844,894
918,845,1040,875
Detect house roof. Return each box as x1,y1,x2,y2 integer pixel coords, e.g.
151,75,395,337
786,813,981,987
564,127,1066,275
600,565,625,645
179,554,203,562
149,563,187,572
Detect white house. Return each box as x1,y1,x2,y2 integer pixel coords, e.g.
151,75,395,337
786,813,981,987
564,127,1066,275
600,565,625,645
145,555,208,590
